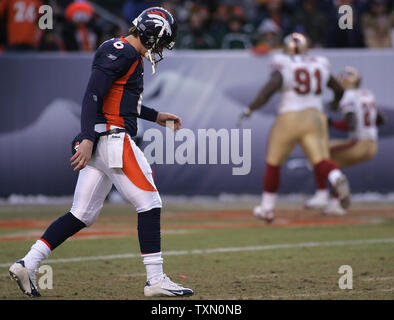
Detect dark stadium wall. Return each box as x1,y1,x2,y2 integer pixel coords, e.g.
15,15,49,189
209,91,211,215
0,50,393,197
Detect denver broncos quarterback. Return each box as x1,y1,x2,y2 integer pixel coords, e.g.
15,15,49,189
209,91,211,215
305,66,386,215
239,33,350,223
9,7,193,298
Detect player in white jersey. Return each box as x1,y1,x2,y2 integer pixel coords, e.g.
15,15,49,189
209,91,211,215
305,66,385,215
272,53,331,114
238,33,350,223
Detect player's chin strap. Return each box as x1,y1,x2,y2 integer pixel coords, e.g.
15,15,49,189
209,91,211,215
145,50,157,75
145,24,167,75
145,49,165,75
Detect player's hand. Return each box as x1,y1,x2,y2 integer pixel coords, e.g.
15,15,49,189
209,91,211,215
70,139,94,172
237,108,252,128
376,111,387,126
156,112,182,131
326,101,339,111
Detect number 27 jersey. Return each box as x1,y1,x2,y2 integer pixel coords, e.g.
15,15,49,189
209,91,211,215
271,53,331,114
340,89,378,141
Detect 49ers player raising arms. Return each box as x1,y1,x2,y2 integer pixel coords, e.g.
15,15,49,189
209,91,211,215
239,33,350,223
305,66,386,215
9,7,193,298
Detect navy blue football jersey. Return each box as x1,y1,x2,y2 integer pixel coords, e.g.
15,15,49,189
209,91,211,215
93,37,144,136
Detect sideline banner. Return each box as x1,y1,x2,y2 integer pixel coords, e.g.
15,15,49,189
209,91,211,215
0,50,393,196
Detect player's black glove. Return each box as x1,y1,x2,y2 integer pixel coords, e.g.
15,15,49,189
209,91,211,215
326,101,339,112
327,117,333,127
376,111,387,126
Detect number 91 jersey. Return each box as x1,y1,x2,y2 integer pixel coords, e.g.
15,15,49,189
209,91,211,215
270,53,331,114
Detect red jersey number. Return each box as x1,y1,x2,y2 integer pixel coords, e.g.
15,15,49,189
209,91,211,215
294,68,322,95
362,102,375,127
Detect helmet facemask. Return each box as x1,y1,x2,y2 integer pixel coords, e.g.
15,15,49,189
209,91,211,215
133,7,177,74
144,23,169,74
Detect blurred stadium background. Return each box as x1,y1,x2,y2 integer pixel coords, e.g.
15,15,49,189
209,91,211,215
1,0,394,202
1,0,394,301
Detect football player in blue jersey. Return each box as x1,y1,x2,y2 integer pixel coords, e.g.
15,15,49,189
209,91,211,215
9,7,193,298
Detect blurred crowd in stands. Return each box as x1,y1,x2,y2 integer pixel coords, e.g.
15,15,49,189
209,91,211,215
1,0,393,53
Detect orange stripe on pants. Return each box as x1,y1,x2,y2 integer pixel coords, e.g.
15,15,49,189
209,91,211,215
122,137,157,192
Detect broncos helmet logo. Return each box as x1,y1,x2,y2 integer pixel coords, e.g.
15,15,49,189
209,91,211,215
146,13,172,36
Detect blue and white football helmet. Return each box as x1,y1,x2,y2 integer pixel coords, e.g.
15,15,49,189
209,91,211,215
132,7,178,72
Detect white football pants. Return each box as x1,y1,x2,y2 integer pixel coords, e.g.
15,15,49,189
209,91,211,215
70,124,162,227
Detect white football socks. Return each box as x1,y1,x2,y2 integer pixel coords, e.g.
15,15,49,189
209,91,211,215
142,252,164,285
316,189,329,199
22,239,51,271
261,192,277,211
328,169,343,186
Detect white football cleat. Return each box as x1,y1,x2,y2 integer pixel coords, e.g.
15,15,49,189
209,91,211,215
253,206,275,223
323,198,347,216
304,190,329,209
9,260,41,298
333,174,351,209
144,274,194,297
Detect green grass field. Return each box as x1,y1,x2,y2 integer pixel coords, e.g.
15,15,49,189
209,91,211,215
1,201,394,300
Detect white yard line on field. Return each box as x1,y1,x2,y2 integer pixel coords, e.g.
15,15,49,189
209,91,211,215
361,276,394,282
1,237,394,268
239,286,394,299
